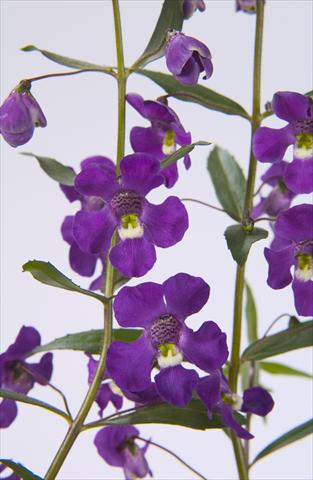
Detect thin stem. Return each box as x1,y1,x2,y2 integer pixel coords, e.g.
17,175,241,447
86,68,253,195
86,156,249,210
26,68,116,83
112,0,126,175
253,175,280,196
262,313,291,337
253,216,276,223
244,361,259,463
48,383,73,421
181,197,226,213
136,437,208,480
231,432,249,480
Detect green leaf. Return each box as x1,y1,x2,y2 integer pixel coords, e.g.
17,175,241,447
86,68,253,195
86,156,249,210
133,0,184,68
0,459,43,480
0,389,68,421
207,146,246,221
137,69,250,119
252,419,313,465
98,399,246,431
22,261,107,303
31,328,143,355
21,152,75,186
160,141,210,169
224,225,268,266
21,45,106,71
241,320,313,362
260,361,312,379
245,282,258,343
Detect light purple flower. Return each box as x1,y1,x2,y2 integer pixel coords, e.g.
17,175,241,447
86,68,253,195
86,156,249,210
197,371,274,439
0,326,53,428
60,156,115,290
0,82,46,147
251,161,296,219
236,0,257,13
73,153,188,278
107,273,228,406
127,93,192,187
264,204,313,316
253,92,313,193
94,425,151,480
183,0,206,19
165,31,213,85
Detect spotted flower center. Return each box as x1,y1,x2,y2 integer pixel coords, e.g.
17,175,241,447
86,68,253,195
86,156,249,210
110,190,144,241
295,253,313,282
162,129,176,155
150,314,183,369
293,119,313,160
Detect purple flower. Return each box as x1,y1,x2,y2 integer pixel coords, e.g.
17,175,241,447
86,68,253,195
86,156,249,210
73,154,188,278
0,464,20,480
94,425,152,480
183,0,206,19
251,161,296,219
107,273,228,406
0,82,46,147
236,0,257,13
165,32,213,85
86,354,123,416
253,92,313,193
264,204,313,316
197,372,274,439
60,156,116,289
0,326,53,428
127,93,192,188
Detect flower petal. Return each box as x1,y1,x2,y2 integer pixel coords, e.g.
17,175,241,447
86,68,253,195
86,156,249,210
25,352,53,385
106,335,154,391
114,282,165,328
166,35,193,75
292,279,313,316
264,246,294,289
130,126,163,160
274,204,313,243
142,197,188,248
272,91,310,122
73,208,116,254
176,56,201,85
74,165,118,200
0,399,18,428
261,160,289,185
155,365,198,406
196,373,221,418
110,238,156,278
126,93,176,124
69,243,98,277
120,153,163,196
181,322,228,372
241,387,274,416
80,155,115,172
219,403,253,440
162,164,179,189
253,125,294,163
5,326,41,359
59,183,81,203
284,158,313,194
94,425,139,467
163,273,210,320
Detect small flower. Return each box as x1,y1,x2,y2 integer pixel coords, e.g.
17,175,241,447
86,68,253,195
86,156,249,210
73,154,189,278
94,425,152,480
107,273,228,406
251,161,296,219
0,81,46,147
235,0,258,13
183,0,206,19
126,93,192,187
253,91,313,193
197,372,274,439
60,156,115,290
264,204,313,316
165,31,213,85
0,326,53,428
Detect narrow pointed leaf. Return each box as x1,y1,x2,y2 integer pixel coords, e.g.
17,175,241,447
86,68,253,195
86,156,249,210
0,389,68,421
241,320,313,362
245,282,258,343
21,45,106,71
31,329,143,355
0,459,43,480
225,225,268,265
160,141,210,169
95,399,246,431
21,152,75,186
133,0,184,68
260,361,312,379
137,69,250,119
22,261,107,303
207,146,246,220
252,419,313,465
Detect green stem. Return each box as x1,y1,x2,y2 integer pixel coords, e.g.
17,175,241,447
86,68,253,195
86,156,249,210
229,2,265,478
26,68,116,83
181,197,226,214
112,0,126,175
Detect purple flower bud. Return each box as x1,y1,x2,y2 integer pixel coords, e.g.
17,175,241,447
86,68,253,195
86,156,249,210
0,82,47,147
165,32,213,85
183,0,206,19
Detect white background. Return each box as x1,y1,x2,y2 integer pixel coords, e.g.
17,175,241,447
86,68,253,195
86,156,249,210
1,1,313,479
